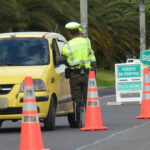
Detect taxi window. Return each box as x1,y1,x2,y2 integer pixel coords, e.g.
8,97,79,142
0,38,49,66
56,37,65,54
51,38,60,67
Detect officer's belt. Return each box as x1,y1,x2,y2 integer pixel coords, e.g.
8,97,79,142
70,69,89,73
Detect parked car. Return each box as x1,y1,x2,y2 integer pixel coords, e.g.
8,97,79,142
0,32,75,130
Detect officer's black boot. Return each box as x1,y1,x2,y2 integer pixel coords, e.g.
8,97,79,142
76,105,83,128
70,102,83,128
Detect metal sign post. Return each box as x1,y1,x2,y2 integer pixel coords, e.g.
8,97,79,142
80,0,88,37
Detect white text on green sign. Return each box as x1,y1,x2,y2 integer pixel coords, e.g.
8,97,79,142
140,50,150,66
117,65,141,78
118,82,142,91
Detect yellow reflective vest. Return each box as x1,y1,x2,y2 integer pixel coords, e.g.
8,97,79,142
61,36,96,69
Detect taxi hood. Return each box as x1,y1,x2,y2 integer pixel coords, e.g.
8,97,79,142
0,66,48,84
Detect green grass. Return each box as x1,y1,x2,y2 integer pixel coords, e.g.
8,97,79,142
96,68,115,87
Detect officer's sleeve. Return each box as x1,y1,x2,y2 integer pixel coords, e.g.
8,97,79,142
87,38,96,61
87,38,97,70
89,49,96,62
90,52,97,71
61,44,68,57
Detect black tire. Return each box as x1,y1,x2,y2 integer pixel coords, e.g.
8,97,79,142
0,121,3,128
44,97,56,130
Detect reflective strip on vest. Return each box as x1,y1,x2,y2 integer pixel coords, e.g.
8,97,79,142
86,38,96,62
66,38,91,66
86,38,90,55
89,53,96,61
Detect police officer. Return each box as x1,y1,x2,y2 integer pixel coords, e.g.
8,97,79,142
61,22,96,128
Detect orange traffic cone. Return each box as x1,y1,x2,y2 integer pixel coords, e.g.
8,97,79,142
80,70,107,131
20,76,50,150
136,67,150,119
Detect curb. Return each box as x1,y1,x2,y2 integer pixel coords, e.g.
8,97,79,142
98,86,115,97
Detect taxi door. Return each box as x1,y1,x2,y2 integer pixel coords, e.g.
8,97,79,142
51,37,72,115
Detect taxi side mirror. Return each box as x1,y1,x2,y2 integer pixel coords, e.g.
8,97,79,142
56,56,67,66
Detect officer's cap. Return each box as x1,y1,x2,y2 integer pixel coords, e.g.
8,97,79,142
65,22,81,30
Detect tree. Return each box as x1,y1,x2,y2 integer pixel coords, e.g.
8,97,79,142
88,0,139,68
0,0,145,69
123,0,150,49
0,0,26,32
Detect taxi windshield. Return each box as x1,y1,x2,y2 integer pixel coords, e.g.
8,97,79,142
0,38,49,66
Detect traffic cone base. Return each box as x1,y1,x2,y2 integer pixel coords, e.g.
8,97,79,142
136,100,150,119
20,123,44,150
80,107,107,131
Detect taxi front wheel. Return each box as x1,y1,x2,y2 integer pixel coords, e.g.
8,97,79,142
44,97,56,130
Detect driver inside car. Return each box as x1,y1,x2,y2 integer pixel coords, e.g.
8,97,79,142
22,44,44,65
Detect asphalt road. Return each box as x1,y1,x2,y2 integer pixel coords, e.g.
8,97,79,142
0,91,150,150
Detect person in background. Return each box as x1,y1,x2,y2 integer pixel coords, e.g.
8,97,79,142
61,22,97,128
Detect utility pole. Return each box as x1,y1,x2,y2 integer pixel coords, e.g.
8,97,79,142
80,0,88,37
139,0,146,52
128,0,150,52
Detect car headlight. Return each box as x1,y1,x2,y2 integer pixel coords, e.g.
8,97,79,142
20,79,46,92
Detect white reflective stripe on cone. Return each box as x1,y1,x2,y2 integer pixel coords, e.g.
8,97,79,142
143,75,150,83
23,102,38,111
142,93,150,99
24,86,35,99
87,91,99,98
143,85,150,92
88,79,97,88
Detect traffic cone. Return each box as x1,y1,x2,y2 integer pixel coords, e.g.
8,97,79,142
80,70,107,131
136,67,150,119
20,76,50,150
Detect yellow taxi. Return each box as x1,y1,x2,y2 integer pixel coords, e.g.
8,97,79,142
0,32,74,130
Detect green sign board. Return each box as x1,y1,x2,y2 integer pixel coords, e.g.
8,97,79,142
140,50,150,66
117,65,141,78
118,82,142,91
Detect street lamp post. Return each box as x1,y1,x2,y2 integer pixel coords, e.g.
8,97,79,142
80,0,88,37
139,0,146,52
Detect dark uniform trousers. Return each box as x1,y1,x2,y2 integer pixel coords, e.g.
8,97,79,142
69,69,89,122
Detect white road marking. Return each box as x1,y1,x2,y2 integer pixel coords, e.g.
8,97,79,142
75,121,150,150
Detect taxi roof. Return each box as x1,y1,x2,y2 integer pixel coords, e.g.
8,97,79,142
0,32,62,39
